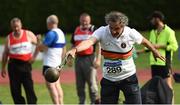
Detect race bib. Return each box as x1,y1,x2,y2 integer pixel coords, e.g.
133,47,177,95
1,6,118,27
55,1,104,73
103,60,123,76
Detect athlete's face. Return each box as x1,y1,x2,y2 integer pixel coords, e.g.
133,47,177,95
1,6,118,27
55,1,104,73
109,22,124,37
11,21,22,35
47,22,52,30
80,15,91,29
150,17,159,28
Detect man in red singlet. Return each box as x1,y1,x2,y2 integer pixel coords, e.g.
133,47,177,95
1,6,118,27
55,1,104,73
70,13,101,104
1,17,38,104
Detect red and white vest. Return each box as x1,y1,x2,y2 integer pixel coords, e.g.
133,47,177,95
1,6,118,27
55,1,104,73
73,26,94,56
8,30,32,61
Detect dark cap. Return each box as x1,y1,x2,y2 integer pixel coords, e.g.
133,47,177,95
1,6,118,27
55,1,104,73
149,11,165,21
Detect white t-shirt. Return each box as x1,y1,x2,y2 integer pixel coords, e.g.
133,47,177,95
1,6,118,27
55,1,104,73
92,25,143,81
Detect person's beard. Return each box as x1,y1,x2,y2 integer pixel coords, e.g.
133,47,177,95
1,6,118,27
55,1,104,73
81,24,90,30
14,30,21,36
81,27,88,30
150,22,158,30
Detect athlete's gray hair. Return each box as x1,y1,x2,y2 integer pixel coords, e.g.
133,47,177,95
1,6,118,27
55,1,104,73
105,11,128,26
10,17,21,24
80,12,90,17
47,14,59,24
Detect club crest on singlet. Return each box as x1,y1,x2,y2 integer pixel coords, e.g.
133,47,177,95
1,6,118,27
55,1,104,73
121,42,126,48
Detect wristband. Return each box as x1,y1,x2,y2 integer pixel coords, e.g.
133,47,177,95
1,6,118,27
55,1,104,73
145,49,150,52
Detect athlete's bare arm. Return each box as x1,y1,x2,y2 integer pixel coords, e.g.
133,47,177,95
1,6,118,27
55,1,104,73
152,44,167,49
27,31,37,45
66,37,97,58
1,37,9,78
94,42,101,68
62,46,67,59
27,31,39,63
141,37,165,61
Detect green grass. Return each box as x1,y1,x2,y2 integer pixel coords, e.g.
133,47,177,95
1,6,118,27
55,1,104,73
1,83,180,104
32,60,43,69
0,37,6,45
0,83,93,104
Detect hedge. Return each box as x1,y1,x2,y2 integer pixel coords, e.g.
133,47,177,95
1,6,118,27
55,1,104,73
0,0,180,35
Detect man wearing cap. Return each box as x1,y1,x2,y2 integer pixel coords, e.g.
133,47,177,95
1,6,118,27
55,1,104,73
139,11,178,89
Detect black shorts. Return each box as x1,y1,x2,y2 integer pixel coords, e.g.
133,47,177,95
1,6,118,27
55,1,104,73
151,65,171,79
42,65,51,75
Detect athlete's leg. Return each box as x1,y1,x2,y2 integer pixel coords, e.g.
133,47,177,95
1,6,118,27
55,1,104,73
166,74,174,104
151,65,173,89
46,80,61,105
166,75,173,89
75,56,86,104
43,66,62,105
82,55,99,104
121,74,141,104
8,61,26,104
21,63,37,104
151,65,174,104
55,78,64,104
85,67,99,104
22,71,37,104
100,78,119,104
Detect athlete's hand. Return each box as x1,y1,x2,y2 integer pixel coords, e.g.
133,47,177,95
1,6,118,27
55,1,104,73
93,58,101,69
29,57,35,64
36,34,42,44
67,59,73,67
152,49,166,62
66,55,73,67
1,69,6,78
66,48,77,58
66,48,77,65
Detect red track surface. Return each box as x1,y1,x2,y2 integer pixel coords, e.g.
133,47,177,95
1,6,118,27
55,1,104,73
0,69,179,84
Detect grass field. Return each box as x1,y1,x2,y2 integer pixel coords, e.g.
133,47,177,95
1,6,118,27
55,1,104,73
0,30,180,104
1,83,180,104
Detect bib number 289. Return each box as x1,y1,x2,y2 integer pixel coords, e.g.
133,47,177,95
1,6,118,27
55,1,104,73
107,66,122,74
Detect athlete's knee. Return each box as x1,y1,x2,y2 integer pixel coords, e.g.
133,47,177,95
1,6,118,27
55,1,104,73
57,89,63,99
166,76,174,90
